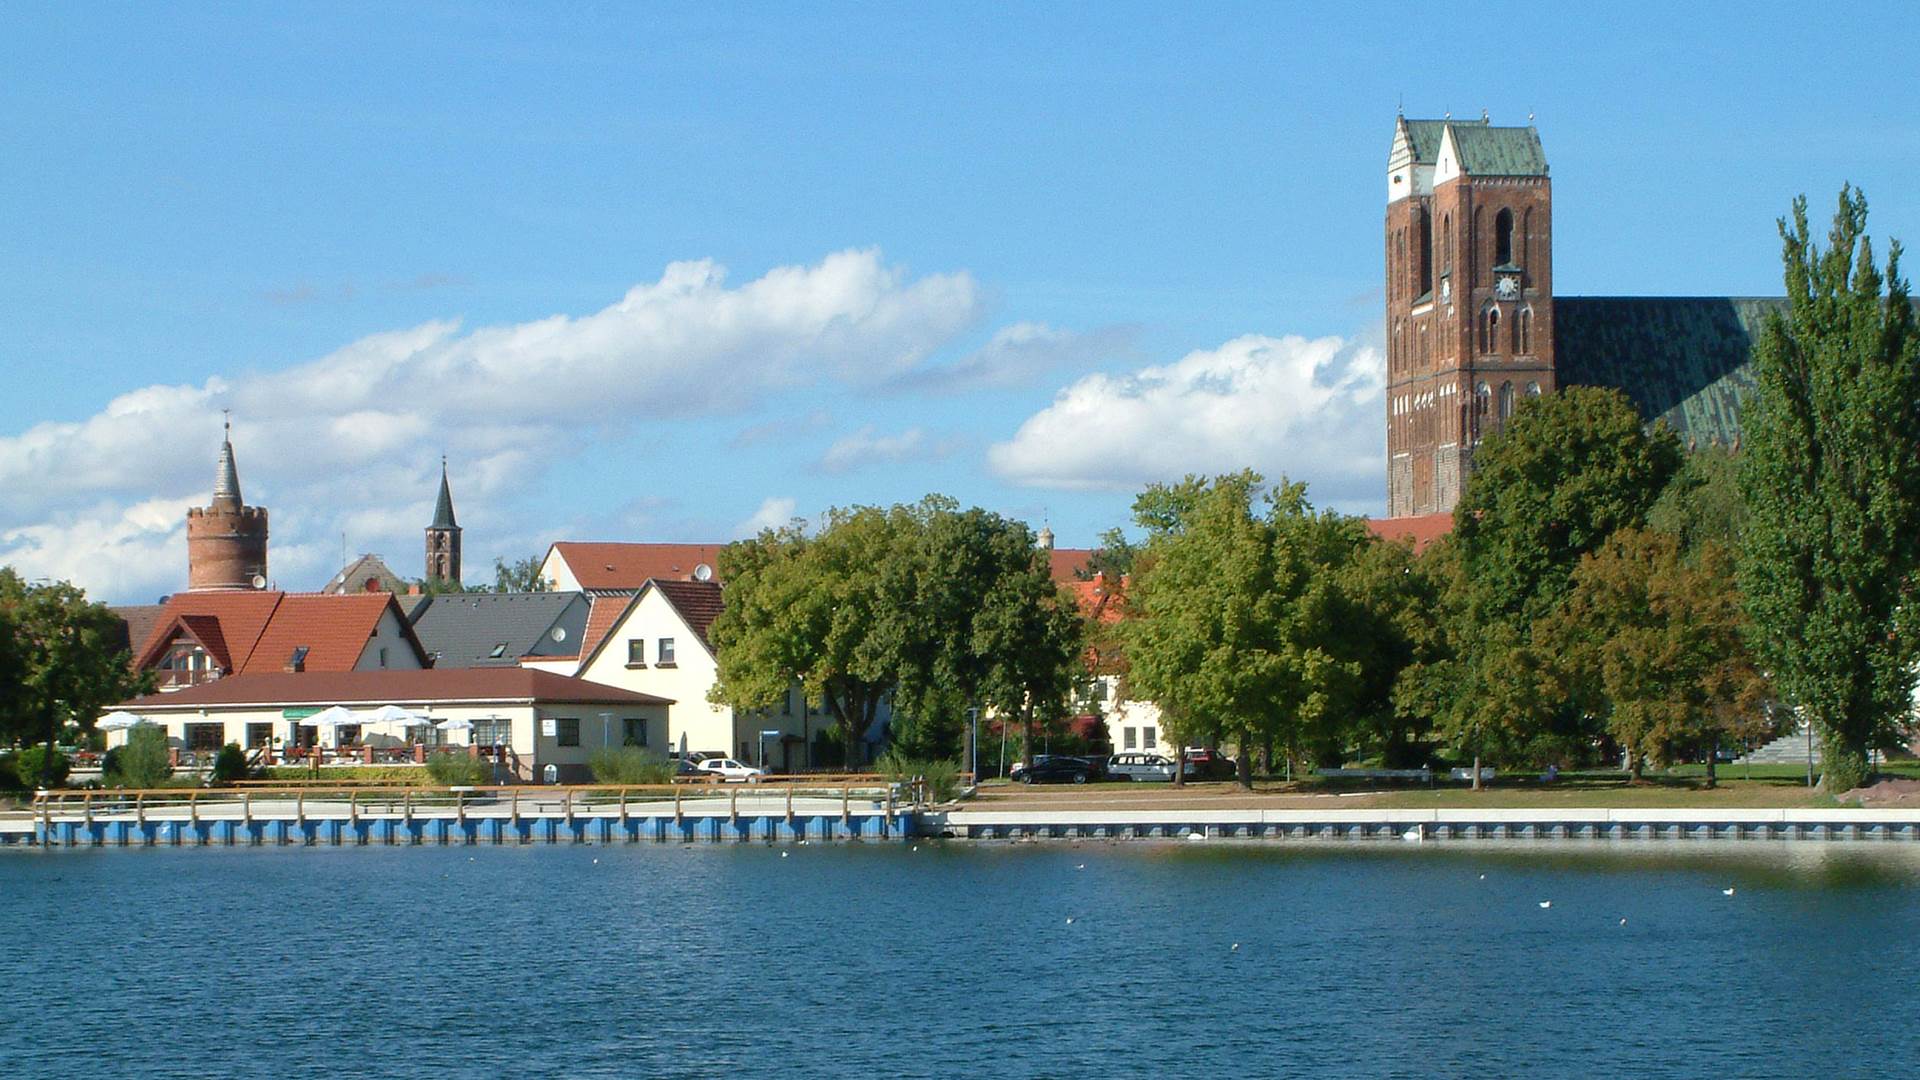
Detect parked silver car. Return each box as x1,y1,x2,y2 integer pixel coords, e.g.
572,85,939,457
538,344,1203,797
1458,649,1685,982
1105,752,1175,782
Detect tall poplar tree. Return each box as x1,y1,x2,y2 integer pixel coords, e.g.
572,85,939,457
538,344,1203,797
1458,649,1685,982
1739,186,1920,792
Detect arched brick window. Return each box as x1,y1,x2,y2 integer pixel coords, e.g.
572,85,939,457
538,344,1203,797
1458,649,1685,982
1481,305,1500,354
1495,208,1514,265
1517,306,1533,354
1499,381,1516,422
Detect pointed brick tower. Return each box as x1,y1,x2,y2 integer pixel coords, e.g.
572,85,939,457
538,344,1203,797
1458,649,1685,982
186,417,269,590
425,457,462,585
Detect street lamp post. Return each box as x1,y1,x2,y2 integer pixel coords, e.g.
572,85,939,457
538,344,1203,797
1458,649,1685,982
967,707,979,784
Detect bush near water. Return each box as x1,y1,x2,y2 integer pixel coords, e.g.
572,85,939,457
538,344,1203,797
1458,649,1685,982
588,746,674,785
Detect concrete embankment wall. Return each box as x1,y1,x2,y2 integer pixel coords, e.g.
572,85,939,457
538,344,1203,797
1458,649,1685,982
923,807,1920,843
1,807,904,848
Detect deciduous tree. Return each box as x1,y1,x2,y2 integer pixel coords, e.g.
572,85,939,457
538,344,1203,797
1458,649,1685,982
1539,530,1771,785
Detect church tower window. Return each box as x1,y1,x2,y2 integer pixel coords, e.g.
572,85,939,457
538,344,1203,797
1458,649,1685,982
1415,206,1433,298
1499,381,1516,423
1481,305,1500,354
1495,208,1514,265
1517,306,1533,354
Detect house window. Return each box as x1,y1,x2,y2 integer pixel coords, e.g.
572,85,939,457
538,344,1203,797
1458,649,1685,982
657,638,676,665
245,723,274,748
623,718,648,747
378,646,389,668
627,639,645,665
186,723,224,752
1142,726,1157,749
782,689,793,716
1124,727,1137,750
555,718,580,747
473,718,512,746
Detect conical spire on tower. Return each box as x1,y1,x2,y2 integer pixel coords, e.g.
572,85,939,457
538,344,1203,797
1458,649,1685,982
213,413,242,506
431,455,458,529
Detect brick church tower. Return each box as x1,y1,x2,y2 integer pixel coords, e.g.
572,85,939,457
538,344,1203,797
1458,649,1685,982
1385,113,1556,517
424,458,462,585
185,419,269,590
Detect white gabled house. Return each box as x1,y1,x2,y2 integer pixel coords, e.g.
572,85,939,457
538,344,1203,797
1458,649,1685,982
573,578,837,771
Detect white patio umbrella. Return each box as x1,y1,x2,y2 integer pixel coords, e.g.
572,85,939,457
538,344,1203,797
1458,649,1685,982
97,711,150,731
303,705,358,730
435,717,474,733
362,704,429,728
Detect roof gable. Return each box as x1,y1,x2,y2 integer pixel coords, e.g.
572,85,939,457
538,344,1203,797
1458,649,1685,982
578,577,725,671
133,591,284,672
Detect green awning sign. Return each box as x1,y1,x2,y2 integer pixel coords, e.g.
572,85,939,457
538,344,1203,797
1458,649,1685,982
281,707,322,720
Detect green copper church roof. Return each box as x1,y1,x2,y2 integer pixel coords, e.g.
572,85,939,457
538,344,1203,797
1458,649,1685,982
1553,297,1783,447
1398,118,1547,176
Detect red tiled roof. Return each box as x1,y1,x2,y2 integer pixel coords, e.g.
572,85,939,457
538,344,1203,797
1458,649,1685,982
651,579,725,649
133,591,284,672
125,668,673,709
1365,513,1454,553
1069,573,1125,625
1047,548,1094,584
576,591,632,667
133,591,429,677
548,542,726,591
248,593,423,674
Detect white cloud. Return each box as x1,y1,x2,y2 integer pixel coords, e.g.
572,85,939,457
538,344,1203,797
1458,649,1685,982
883,321,1136,393
733,496,798,538
0,249,983,603
988,333,1385,509
816,426,952,474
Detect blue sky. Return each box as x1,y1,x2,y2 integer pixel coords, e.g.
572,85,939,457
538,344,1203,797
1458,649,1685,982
4,3,1917,603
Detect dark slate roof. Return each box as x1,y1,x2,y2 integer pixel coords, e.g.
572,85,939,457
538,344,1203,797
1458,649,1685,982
431,464,458,530
408,591,591,668
1554,297,1783,446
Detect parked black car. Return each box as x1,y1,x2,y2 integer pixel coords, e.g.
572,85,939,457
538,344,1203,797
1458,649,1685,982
1018,756,1100,784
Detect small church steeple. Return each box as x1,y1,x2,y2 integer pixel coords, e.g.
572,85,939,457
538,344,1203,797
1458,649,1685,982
425,457,462,585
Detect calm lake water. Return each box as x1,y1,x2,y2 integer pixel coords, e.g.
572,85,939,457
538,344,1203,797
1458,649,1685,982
4,841,1918,1078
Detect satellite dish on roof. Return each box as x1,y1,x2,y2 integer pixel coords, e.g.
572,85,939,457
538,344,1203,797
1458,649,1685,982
251,574,268,590
693,563,713,582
